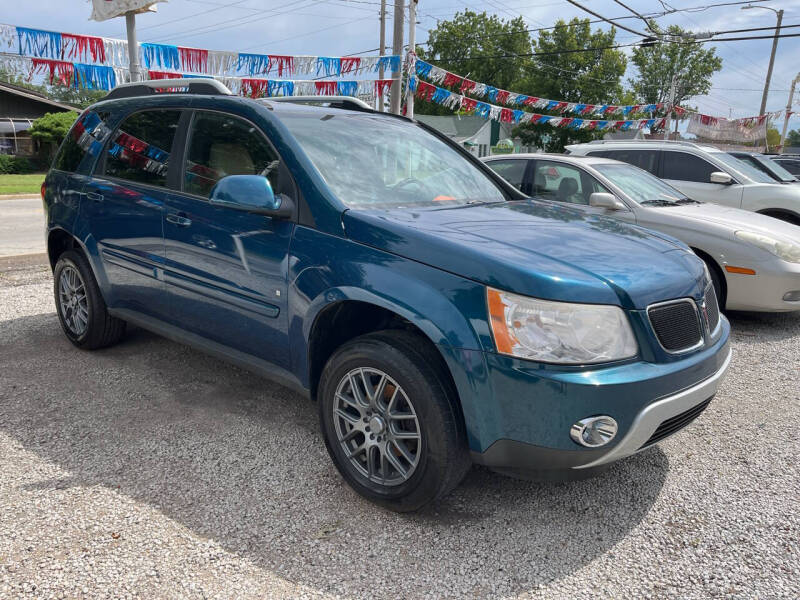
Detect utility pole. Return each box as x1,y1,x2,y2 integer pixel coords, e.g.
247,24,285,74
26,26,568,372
759,8,782,115
377,0,386,111
778,73,799,154
406,0,418,119
125,11,141,82
664,74,677,141
389,0,404,115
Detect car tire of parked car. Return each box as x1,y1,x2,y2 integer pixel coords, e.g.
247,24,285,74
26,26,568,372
703,258,725,312
53,250,126,350
318,330,471,512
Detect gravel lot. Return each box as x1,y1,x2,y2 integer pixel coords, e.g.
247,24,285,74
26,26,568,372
0,255,798,599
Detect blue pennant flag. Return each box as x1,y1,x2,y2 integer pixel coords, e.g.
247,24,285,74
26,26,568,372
268,80,295,97
475,102,491,118
316,57,341,77
570,118,584,129
17,27,61,59
376,56,400,73
596,120,608,130
512,110,525,123
574,104,587,114
545,100,559,111
408,76,418,92
74,64,116,91
622,105,634,115
432,86,451,104
485,86,499,102
337,81,358,96
141,43,180,70
515,95,529,105
539,116,552,124
415,60,433,78
237,53,271,75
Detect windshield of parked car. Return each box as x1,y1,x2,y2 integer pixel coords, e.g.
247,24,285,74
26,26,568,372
279,112,507,209
755,155,798,182
713,152,776,184
593,163,697,206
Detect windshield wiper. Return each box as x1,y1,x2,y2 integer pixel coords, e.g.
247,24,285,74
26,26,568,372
675,197,700,204
641,199,677,206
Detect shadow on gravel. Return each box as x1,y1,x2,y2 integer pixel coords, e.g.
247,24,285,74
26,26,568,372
0,313,669,598
726,310,800,344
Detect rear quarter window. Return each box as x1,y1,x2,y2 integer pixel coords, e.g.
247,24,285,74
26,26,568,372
52,110,113,173
589,149,659,176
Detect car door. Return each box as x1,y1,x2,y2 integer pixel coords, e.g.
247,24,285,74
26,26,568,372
532,159,636,222
485,159,532,195
659,150,744,209
161,110,295,369
81,108,182,320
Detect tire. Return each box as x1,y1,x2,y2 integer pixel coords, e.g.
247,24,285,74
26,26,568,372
318,330,471,512
53,249,126,350
702,257,725,312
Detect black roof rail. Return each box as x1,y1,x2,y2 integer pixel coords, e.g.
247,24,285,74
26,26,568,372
103,78,233,100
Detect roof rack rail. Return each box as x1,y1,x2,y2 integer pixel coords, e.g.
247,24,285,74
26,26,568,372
265,95,373,110
587,139,704,148
103,78,233,100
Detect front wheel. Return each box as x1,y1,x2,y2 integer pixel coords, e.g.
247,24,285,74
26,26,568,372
318,330,471,512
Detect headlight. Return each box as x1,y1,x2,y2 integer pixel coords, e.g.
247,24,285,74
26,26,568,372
487,288,638,364
735,231,800,263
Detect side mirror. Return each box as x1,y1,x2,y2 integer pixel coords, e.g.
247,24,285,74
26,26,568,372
209,175,294,219
589,192,626,210
710,171,733,185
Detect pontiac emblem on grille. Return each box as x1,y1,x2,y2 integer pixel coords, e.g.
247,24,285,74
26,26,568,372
700,301,710,330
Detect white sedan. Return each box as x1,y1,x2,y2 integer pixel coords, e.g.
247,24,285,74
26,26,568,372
483,153,800,312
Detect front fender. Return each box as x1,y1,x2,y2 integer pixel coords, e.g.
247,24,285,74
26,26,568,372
288,225,493,388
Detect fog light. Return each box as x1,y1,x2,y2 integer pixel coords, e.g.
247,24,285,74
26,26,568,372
783,291,800,302
570,416,618,448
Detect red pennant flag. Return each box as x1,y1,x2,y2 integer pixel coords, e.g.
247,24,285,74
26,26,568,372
496,90,510,105
241,78,270,98
340,57,361,75
443,72,462,88
31,58,74,86
61,33,106,63
554,101,568,113
581,104,595,115
523,97,539,106
375,79,393,96
500,108,513,123
178,47,208,73
461,96,477,112
148,70,184,80
315,81,337,95
460,79,476,94
267,55,294,77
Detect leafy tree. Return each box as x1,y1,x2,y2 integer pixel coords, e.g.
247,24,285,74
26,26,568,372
415,10,532,116
29,112,79,160
786,129,800,147
629,24,722,107
1,66,103,109
766,127,780,148
514,18,628,152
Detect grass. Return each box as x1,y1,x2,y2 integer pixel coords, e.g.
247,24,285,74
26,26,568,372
0,173,46,196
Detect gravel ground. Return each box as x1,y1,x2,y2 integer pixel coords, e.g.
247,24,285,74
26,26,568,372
0,256,798,599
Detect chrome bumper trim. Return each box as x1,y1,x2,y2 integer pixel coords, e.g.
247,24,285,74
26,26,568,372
574,347,732,469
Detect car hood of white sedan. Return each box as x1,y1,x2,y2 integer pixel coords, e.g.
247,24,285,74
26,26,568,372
652,202,800,243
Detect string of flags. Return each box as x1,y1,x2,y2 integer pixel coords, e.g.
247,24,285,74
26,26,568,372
1,23,401,79
408,76,666,131
412,57,666,117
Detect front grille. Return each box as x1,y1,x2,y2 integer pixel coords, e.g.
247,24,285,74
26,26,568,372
704,285,720,332
648,300,703,352
640,397,713,449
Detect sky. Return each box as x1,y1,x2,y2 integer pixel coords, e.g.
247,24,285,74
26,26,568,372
6,0,800,131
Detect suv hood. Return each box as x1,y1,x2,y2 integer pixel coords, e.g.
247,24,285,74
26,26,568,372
343,200,705,309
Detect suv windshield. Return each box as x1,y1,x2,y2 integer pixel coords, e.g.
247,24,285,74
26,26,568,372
713,152,775,184
279,111,507,209
594,163,693,206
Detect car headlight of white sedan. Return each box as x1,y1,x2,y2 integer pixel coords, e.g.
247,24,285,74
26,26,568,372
735,231,800,264
487,288,638,364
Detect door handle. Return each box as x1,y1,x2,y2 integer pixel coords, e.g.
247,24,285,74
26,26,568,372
85,191,103,202
166,213,192,227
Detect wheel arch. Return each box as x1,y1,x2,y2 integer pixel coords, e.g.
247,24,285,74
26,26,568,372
756,208,800,226
690,246,727,308
47,227,83,270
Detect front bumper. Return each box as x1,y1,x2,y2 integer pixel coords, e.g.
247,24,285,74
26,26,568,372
450,317,731,471
725,260,800,312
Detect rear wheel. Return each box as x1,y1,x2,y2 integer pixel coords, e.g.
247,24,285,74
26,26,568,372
318,330,470,512
53,250,126,349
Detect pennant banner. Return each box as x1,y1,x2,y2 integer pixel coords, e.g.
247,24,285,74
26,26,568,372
408,76,664,132
412,57,666,117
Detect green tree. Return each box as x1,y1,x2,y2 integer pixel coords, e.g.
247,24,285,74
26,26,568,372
629,24,722,107
29,112,79,160
416,10,532,116
766,127,780,148
514,18,629,152
786,129,800,147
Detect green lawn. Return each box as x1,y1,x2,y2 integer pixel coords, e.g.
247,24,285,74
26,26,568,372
0,173,46,196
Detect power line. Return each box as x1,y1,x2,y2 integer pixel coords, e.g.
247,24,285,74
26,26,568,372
563,0,651,37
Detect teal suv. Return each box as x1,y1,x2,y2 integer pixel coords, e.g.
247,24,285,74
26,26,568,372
42,79,731,511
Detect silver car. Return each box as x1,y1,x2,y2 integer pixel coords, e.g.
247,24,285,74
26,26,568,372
483,153,800,312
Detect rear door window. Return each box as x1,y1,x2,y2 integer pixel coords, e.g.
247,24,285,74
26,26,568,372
589,149,659,175
661,151,716,183
486,159,529,194
102,109,182,187
532,161,609,204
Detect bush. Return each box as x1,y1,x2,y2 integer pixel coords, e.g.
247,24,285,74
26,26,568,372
0,155,35,174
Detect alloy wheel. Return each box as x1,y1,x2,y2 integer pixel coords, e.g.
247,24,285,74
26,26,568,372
333,367,422,486
58,265,88,336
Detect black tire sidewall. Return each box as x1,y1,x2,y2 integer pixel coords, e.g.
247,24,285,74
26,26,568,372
319,335,459,511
